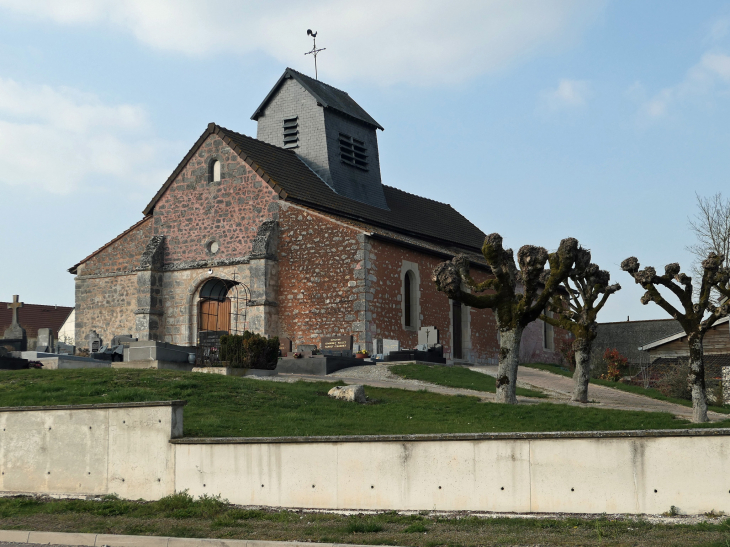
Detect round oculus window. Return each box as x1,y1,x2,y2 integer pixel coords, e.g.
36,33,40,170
208,241,219,254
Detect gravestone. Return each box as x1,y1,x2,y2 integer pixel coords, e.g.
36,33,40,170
279,337,292,355
382,339,400,357
320,335,353,357
87,330,102,353
36,328,55,353
418,326,439,348
57,342,75,355
112,334,137,346
2,295,27,351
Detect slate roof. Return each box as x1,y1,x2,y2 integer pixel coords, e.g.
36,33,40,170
639,317,729,351
251,67,384,131
142,123,486,252
0,303,73,340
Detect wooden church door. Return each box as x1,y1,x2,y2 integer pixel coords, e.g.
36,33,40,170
199,298,231,333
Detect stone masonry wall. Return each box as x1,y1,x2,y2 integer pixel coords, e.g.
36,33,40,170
160,264,251,346
277,203,366,347
153,134,279,264
81,218,153,276
74,274,137,349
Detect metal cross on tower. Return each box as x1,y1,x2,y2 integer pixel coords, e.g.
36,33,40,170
304,29,326,80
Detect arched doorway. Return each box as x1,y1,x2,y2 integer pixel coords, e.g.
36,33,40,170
196,277,252,345
198,278,235,334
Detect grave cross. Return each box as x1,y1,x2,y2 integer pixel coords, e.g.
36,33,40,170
7,295,23,326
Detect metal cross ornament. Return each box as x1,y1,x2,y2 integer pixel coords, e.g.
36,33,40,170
305,29,326,80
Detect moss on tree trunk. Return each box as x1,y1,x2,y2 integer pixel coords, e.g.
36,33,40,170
571,338,592,403
495,326,522,404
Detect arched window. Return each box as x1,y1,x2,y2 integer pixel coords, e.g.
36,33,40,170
208,159,221,183
404,270,414,328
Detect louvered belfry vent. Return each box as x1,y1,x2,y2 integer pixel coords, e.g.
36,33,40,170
283,117,298,148
339,133,368,171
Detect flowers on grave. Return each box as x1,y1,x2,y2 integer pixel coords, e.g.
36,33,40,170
293,352,303,359
356,349,369,356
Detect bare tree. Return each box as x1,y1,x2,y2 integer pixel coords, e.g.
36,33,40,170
687,192,730,299
433,233,578,404
621,253,727,423
540,247,621,403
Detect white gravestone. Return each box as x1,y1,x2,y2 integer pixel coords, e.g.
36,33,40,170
36,328,55,353
382,339,400,357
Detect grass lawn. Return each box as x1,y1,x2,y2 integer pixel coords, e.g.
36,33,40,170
0,369,729,436
522,363,730,415
390,363,548,398
0,494,729,547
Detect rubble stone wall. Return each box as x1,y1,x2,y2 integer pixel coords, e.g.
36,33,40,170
152,134,279,264
80,218,152,276
74,273,137,349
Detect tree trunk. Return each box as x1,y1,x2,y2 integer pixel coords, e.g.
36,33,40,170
495,326,523,404
688,334,708,423
572,337,592,403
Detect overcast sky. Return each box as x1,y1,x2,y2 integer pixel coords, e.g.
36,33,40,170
1,1,730,323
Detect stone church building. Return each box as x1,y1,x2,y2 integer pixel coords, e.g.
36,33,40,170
69,68,568,364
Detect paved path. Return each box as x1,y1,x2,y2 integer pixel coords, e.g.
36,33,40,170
469,364,727,422
279,364,728,422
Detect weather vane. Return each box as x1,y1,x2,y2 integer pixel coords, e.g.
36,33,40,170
305,29,326,80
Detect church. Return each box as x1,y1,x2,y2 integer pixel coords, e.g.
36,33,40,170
69,67,568,364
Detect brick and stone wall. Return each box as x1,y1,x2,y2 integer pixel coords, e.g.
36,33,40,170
369,237,500,362
519,319,572,365
277,202,365,347
152,134,279,264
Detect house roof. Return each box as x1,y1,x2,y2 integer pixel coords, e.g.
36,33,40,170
638,316,729,351
0,303,73,340
143,123,487,252
250,67,384,131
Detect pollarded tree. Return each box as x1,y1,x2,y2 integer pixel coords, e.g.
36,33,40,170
540,247,621,403
433,233,578,404
621,253,728,423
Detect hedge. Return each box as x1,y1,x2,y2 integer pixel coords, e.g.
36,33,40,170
219,331,279,370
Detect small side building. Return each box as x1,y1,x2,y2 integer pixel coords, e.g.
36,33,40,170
592,318,682,364
0,301,74,351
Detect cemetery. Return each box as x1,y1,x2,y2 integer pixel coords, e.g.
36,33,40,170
4,54,730,537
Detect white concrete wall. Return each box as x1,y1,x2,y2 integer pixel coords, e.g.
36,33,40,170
174,433,730,515
0,402,182,500
2,401,729,515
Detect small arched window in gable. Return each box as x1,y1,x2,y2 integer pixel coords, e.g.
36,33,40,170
208,159,221,183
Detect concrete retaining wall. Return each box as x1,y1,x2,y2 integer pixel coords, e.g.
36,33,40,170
0,401,183,499
2,401,729,515
172,431,730,515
